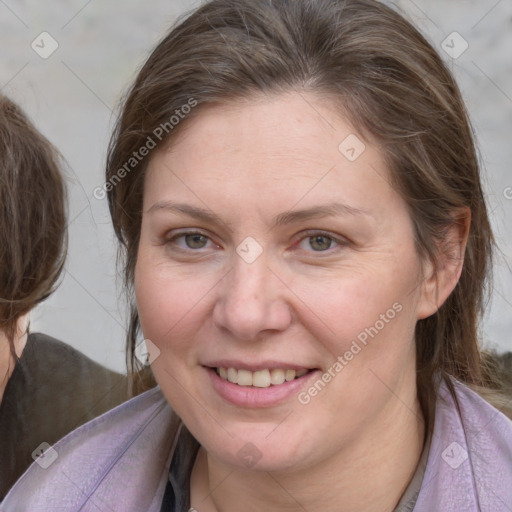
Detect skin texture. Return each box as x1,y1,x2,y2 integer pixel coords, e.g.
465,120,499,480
135,92,468,512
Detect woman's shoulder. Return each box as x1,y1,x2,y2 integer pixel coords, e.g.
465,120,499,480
20,332,129,414
414,377,512,511
24,332,123,378
1,386,181,512
447,377,512,458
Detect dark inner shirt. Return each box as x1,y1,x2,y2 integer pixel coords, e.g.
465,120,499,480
160,424,200,512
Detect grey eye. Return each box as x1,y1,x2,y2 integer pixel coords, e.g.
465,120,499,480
184,233,209,249
309,235,333,251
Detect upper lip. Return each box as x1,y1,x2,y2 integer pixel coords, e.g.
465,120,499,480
203,360,317,372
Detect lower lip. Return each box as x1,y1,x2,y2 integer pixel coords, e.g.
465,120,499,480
206,367,319,408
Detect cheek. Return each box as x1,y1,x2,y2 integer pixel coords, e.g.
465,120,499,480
135,256,189,348
286,257,420,364
134,252,219,359
291,271,403,331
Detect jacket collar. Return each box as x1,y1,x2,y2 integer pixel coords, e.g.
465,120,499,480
415,378,512,510
3,378,512,511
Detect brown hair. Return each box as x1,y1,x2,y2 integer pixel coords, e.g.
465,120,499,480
0,95,67,356
106,0,509,426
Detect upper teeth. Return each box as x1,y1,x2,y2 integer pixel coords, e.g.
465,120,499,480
217,367,309,387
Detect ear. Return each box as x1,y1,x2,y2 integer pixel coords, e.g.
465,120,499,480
416,207,471,320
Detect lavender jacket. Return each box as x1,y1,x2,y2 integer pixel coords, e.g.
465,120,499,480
2,378,512,511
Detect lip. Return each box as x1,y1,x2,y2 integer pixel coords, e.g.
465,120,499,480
205,366,320,408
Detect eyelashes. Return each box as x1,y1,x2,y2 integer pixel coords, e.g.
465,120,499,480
165,229,347,255
294,230,344,252
169,232,212,250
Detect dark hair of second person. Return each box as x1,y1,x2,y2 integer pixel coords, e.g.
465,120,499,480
0,94,66,355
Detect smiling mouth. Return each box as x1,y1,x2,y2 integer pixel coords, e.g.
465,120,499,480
214,367,313,388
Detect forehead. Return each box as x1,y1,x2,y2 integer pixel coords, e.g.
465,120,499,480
143,91,396,221
163,93,357,171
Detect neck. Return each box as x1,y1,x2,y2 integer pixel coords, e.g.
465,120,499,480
191,370,425,512
0,314,29,403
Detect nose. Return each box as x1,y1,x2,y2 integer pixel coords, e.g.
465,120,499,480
212,253,292,342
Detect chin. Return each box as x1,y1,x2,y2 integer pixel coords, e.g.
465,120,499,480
220,448,306,474
203,428,314,474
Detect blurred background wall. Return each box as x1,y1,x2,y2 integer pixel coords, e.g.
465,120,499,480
1,0,511,373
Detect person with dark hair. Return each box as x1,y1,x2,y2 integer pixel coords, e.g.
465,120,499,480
0,95,128,500
3,1,512,510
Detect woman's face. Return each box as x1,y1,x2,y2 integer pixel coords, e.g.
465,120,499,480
135,92,435,472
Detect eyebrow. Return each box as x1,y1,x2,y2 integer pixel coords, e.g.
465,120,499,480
273,203,370,226
147,200,370,229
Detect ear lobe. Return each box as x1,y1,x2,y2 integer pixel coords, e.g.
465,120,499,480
416,207,471,320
